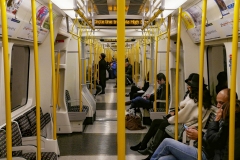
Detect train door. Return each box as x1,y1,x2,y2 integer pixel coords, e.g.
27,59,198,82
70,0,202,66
207,45,227,103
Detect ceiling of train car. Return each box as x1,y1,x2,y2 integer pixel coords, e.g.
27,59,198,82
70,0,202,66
92,0,147,15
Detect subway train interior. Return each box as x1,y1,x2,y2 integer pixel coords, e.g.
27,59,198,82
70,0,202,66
0,0,240,159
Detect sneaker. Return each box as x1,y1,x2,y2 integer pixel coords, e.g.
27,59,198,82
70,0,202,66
113,85,117,88
125,93,130,97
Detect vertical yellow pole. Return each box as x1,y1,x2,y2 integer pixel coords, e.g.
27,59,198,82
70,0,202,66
154,36,158,112
56,53,60,107
175,7,182,140
198,1,207,159
0,1,12,159
84,59,86,84
31,0,41,159
89,40,93,93
94,44,97,89
117,0,125,159
49,1,57,140
229,0,239,159
165,15,171,114
78,31,83,112
144,39,147,81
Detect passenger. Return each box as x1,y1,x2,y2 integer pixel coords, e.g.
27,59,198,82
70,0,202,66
216,71,228,94
140,74,212,160
130,73,197,153
126,72,150,100
150,90,240,160
125,73,169,110
110,58,117,79
125,58,133,85
98,53,107,94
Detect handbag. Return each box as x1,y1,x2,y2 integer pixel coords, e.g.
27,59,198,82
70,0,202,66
165,124,185,140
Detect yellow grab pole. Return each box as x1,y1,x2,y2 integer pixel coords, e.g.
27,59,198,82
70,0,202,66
165,15,171,114
49,1,57,140
154,35,158,112
117,0,125,159
198,1,207,159
84,59,86,84
89,40,93,93
175,7,182,140
56,53,60,107
229,0,239,159
74,9,94,30
31,0,41,159
94,44,97,89
0,1,12,159
144,39,148,81
142,9,163,30
78,30,83,112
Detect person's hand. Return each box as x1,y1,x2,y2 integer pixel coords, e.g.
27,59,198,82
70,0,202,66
186,127,198,140
146,94,150,99
215,108,223,121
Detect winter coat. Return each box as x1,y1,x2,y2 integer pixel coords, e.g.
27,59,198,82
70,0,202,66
99,59,107,88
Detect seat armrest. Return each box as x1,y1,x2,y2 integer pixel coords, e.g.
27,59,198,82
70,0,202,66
12,145,37,152
155,100,166,103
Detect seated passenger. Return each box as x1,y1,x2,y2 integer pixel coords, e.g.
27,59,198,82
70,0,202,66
139,74,212,160
151,91,240,160
130,73,199,152
126,72,150,100
125,73,169,110
216,71,228,94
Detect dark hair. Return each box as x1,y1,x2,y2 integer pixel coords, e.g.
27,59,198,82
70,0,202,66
101,53,106,59
189,88,212,109
157,73,166,81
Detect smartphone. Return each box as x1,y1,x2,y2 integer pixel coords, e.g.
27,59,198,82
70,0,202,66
184,124,188,130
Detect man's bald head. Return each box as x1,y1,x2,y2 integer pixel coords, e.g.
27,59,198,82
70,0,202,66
216,88,230,108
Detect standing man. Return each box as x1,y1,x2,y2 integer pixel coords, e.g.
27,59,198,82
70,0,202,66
125,58,133,85
99,53,107,94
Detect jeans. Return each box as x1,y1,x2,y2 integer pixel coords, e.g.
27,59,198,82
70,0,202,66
130,96,152,109
150,138,207,160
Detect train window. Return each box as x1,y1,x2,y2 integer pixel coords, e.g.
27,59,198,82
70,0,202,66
10,46,30,112
207,45,227,104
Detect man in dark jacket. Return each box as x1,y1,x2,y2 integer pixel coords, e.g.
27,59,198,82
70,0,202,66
125,59,133,85
99,53,107,94
150,88,240,160
125,73,169,110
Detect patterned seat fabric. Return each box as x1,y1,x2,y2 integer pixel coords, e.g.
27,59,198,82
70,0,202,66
0,130,6,158
22,152,57,160
1,122,57,160
15,115,33,137
65,90,89,113
2,122,23,157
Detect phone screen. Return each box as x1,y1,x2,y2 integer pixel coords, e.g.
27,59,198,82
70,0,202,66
184,124,188,129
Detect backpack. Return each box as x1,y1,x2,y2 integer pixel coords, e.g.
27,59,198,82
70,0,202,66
125,108,146,130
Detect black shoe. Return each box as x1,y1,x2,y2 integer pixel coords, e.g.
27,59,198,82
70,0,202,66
113,85,117,88
100,92,105,94
125,101,131,105
130,142,142,151
125,93,130,97
142,154,153,160
138,148,152,155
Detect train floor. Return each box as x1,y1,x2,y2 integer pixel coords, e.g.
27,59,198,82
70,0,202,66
58,79,150,160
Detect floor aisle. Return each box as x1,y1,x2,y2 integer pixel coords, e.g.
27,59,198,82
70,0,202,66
59,79,149,160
